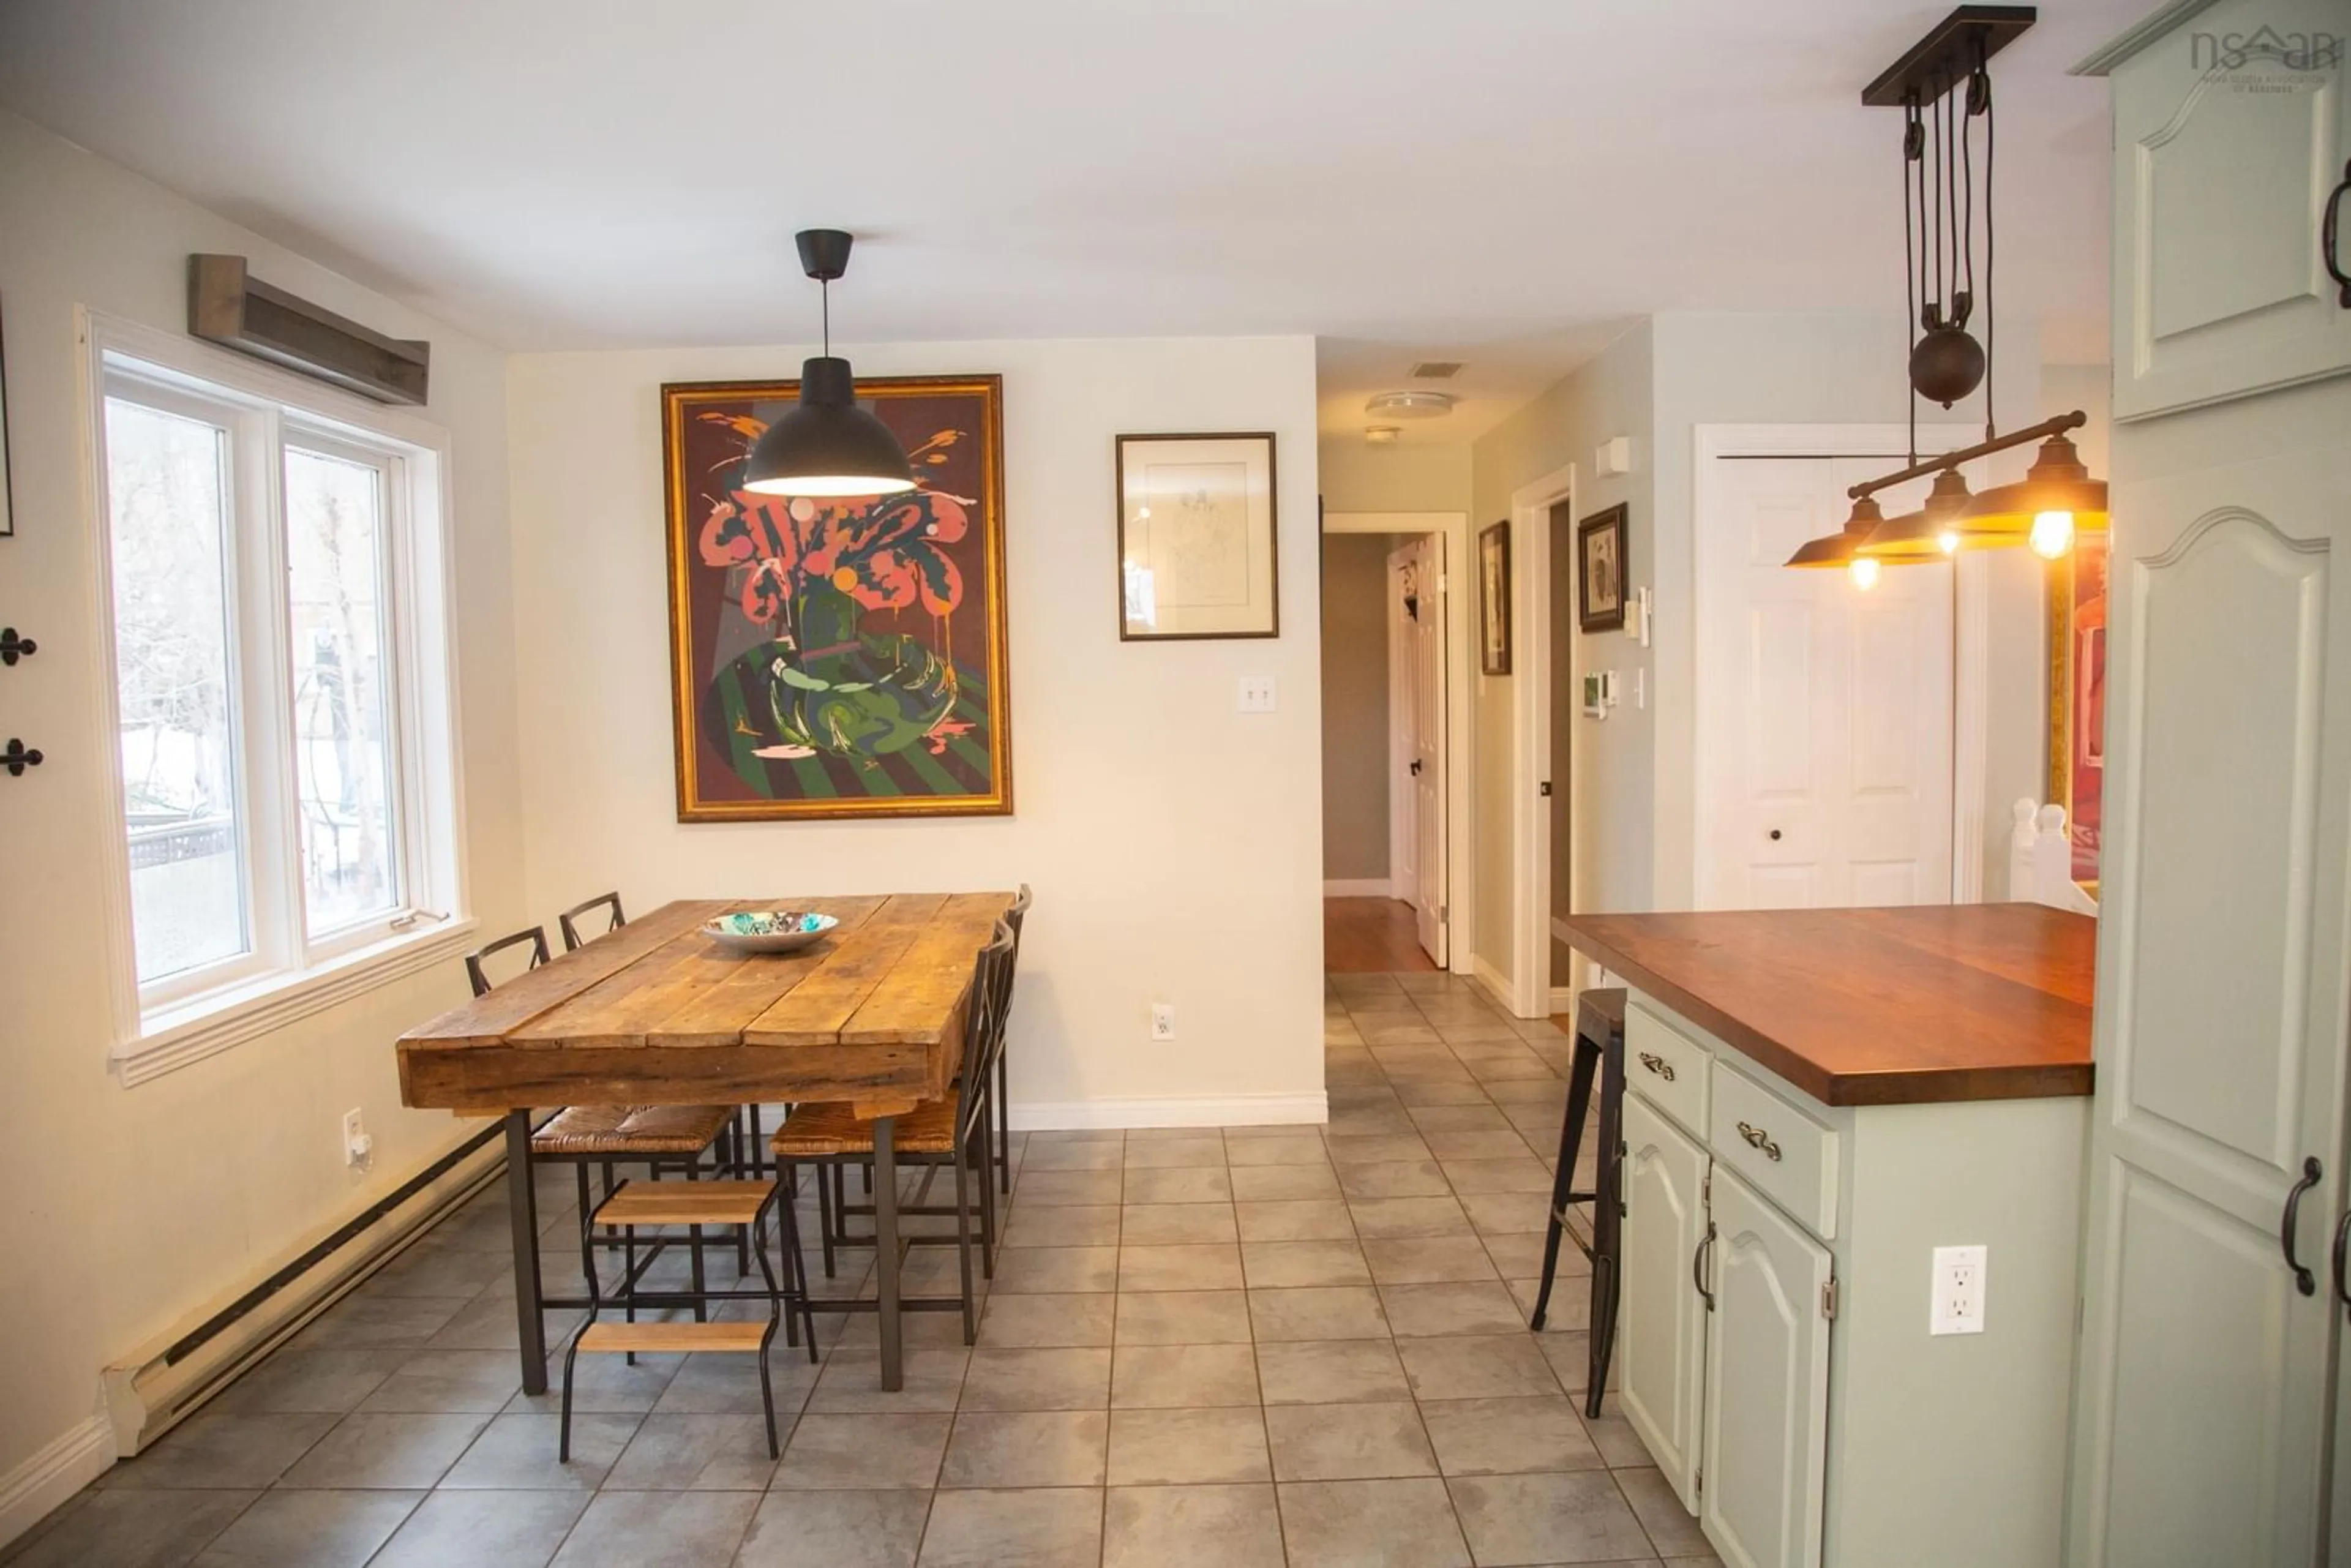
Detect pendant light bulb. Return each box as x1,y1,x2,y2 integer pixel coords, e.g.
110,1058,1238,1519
1937,528,1962,555
2030,509,2076,560
1848,556,1883,591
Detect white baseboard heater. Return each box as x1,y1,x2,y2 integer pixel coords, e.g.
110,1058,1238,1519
102,1124,508,1455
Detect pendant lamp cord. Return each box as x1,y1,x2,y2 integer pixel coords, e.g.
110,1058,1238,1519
821,277,832,359
1978,42,1996,445
1904,92,1922,467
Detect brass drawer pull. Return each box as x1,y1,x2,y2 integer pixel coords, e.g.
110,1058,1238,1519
1738,1121,1783,1163
1638,1052,1677,1082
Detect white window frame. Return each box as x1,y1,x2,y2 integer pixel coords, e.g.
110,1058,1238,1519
83,312,474,1085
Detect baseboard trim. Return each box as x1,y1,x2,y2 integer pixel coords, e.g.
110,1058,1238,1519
1548,986,1575,1013
1322,879,1393,898
0,1415,113,1552
1010,1093,1328,1131
1469,955,1517,1016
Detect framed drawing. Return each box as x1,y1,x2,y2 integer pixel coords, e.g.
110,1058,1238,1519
661,373,1011,821
1478,521,1511,675
2046,534,2108,889
1577,504,1627,632
1116,432,1278,639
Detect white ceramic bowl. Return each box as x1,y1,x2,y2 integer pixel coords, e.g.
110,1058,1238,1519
702,910,839,955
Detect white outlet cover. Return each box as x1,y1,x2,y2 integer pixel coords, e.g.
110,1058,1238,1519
1930,1244,1987,1336
1237,676,1277,713
1150,1003,1177,1041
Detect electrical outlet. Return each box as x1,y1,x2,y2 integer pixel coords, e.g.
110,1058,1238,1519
1931,1244,1987,1335
1237,676,1277,713
1150,1002,1177,1041
342,1108,373,1170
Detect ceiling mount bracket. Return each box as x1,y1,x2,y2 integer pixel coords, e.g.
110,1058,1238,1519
1862,6,2037,107
795,230,853,283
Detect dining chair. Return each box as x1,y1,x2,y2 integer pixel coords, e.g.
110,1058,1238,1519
991,885,1032,1196
770,919,1015,1345
556,891,626,952
462,925,740,1334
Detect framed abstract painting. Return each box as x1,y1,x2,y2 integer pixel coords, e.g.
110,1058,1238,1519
2046,533,2107,889
661,374,1011,821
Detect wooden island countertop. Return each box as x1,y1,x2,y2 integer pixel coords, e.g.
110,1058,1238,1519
1559,903,2096,1106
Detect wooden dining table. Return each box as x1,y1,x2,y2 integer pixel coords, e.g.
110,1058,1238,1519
397,891,1014,1392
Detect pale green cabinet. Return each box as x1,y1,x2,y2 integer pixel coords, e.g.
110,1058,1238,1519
1618,1090,1709,1510
2095,0,2351,420
1614,1000,2084,1568
1701,1167,1832,1568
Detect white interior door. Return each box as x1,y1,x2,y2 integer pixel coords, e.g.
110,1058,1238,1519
1697,455,1957,910
2068,442,2349,1566
1390,536,1446,966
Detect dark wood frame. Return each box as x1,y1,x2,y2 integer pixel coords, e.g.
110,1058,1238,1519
659,374,1012,822
1478,520,1512,675
0,290,13,538
1577,503,1630,633
1114,431,1280,641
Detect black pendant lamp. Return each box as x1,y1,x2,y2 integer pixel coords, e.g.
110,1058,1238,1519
742,230,915,498
1785,496,1889,590
1956,427,2110,559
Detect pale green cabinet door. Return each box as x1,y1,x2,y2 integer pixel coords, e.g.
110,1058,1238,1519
2108,0,2351,419
1699,1165,1831,1568
1619,1090,1709,1511
2068,436,2351,1566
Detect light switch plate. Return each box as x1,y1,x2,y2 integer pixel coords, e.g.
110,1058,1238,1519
1931,1244,1987,1335
1237,676,1277,713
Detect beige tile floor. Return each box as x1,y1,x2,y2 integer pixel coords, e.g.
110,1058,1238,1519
5,972,1717,1567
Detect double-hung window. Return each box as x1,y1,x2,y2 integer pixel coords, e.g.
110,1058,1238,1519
91,321,467,1072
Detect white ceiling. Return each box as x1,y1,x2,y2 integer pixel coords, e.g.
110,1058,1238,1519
0,0,2132,445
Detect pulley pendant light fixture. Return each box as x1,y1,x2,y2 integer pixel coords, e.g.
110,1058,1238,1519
742,230,916,498
1785,496,1888,590
1956,425,2110,558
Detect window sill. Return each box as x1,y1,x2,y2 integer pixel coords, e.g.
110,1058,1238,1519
113,917,480,1088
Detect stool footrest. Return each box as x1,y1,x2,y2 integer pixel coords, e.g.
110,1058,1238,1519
592,1180,774,1229
576,1320,770,1355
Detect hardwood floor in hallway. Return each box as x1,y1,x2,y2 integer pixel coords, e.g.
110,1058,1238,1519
1323,896,1438,973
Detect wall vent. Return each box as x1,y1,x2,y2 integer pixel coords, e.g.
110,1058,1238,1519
1409,361,1464,380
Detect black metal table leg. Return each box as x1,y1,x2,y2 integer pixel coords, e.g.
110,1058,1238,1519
504,1109,549,1395
1529,1032,1599,1331
872,1113,904,1391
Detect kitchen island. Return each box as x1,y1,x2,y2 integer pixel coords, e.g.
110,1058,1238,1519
1559,903,2095,1568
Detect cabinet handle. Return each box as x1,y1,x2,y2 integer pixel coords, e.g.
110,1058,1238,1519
1692,1220,1717,1312
2282,1156,2322,1297
1638,1052,1677,1082
2331,1207,2351,1313
2325,159,2351,309
1736,1121,1783,1163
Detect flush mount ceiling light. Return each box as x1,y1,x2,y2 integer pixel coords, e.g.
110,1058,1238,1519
1365,391,1457,421
742,229,915,498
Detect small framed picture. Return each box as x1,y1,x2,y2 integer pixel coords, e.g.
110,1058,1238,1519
0,292,14,538
1578,504,1628,632
1478,521,1511,675
1117,432,1279,640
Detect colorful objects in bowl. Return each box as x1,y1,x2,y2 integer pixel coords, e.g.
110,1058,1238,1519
702,910,839,954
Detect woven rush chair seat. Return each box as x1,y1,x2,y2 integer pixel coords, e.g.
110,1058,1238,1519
533,1103,737,1157
771,1096,961,1160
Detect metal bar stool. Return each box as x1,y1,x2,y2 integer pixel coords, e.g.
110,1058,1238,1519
1528,986,1625,1418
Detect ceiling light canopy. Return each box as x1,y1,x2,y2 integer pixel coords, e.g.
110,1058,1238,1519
1364,390,1456,421
742,230,915,499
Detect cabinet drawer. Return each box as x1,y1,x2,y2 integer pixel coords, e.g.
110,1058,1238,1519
1710,1065,1840,1240
1625,1002,1710,1137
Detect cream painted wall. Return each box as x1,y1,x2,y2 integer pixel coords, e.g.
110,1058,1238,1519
1317,438,1471,514
1468,321,1654,982
504,336,1325,1117
1321,534,1393,882
0,111,526,1497
1467,312,2061,994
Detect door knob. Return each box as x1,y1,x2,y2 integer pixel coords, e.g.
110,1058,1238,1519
2,739,42,777
0,628,33,667
1409,759,1423,775
1768,829,1783,841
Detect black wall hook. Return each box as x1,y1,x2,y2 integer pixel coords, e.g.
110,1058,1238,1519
2,738,42,776
0,628,33,667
